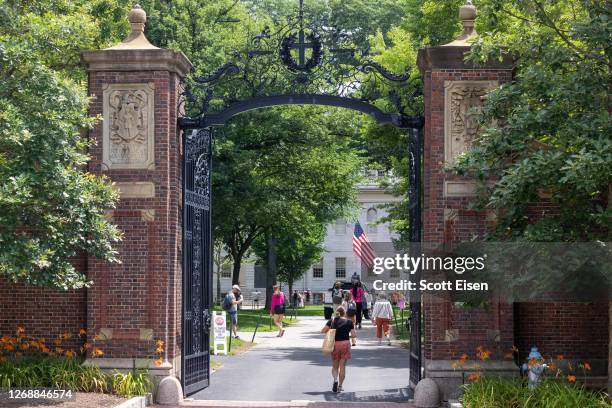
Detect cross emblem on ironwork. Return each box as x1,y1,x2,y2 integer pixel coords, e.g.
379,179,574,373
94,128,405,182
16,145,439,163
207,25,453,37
293,0,312,67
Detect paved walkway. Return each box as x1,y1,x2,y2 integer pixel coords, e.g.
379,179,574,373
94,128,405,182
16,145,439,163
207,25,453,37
186,316,414,406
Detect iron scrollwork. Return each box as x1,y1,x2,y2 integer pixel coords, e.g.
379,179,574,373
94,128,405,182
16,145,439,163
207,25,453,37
180,0,416,123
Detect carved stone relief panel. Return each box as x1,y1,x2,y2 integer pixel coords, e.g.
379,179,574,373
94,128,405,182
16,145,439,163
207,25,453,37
444,80,497,163
102,83,155,170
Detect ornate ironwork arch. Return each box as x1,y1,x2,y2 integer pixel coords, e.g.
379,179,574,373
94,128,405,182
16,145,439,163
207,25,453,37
179,0,424,397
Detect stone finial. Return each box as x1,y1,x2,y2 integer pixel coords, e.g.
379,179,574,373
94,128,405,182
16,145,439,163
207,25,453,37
444,0,478,46
106,4,158,50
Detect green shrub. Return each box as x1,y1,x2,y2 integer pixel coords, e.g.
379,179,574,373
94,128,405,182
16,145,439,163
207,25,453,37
0,356,108,392
461,378,611,408
0,356,153,397
109,370,153,398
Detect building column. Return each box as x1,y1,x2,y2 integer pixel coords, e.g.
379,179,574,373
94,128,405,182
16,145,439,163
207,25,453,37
417,1,515,400
82,5,192,376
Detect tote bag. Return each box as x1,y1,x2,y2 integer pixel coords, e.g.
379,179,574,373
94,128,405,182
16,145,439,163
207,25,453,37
321,318,336,354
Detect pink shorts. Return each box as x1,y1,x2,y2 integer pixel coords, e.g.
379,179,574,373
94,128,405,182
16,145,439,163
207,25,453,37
331,340,351,361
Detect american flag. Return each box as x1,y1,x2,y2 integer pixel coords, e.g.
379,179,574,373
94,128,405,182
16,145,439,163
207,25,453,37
353,221,376,267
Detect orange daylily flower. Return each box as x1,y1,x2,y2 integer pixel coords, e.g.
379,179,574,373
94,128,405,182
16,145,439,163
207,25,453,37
1,336,11,344
56,347,64,354
583,362,591,371
16,326,25,335
94,334,102,341
79,329,87,336
20,343,29,350
459,353,468,363
467,373,481,381
548,362,557,371
65,350,76,358
567,375,577,382
92,347,104,357
154,358,163,367
4,344,14,351
62,332,72,340
14,352,22,358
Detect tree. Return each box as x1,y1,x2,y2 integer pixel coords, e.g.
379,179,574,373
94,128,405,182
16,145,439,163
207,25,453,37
253,208,326,298
447,0,611,392
213,106,363,284
0,0,127,289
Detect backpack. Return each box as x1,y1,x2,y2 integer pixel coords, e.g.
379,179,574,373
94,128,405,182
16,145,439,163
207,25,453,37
222,293,233,311
346,301,357,317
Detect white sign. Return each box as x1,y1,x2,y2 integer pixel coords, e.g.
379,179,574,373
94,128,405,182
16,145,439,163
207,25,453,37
213,311,227,355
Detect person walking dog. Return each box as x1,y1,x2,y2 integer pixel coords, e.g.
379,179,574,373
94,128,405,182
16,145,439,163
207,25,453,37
321,306,356,393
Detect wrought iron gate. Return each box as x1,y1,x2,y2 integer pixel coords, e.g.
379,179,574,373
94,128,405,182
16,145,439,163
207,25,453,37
182,128,213,396
407,124,423,389
178,0,426,395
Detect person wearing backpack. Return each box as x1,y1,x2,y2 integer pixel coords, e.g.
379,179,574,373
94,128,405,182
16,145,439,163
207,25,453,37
341,291,357,346
223,285,243,339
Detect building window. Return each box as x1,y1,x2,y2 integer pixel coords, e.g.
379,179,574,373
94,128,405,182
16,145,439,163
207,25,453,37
367,208,378,234
220,264,231,279
312,259,324,279
390,268,400,278
335,257,346,278
334,218,347,235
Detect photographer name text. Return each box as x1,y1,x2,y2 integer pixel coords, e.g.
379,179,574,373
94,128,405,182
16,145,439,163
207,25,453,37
372,279,488,292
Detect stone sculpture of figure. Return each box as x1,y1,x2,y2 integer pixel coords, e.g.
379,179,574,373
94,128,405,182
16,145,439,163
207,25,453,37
109,90,148,162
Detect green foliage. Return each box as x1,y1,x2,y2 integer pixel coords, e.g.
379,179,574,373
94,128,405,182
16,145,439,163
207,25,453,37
213,106,364,281
452,0,611,241
109,370,153,398
461,377,611,408
252,208,327,291
0,356,107,392
0,0,122,289
0,356,153,397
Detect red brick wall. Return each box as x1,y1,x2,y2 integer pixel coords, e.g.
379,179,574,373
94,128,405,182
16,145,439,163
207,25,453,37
515,302,608,360
0,255,87,352
421,66,514,361
86,69,184,360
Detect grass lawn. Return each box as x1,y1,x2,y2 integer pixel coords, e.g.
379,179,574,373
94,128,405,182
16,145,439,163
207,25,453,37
210,337,253,356
390,307,409,341
213,307,297,333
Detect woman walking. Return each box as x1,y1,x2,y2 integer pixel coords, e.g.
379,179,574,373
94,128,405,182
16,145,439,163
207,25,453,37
321,306,356,393
270,284,286,337
371,292,393,345
331,281,343,312
342,292,357,346
351,281,364,329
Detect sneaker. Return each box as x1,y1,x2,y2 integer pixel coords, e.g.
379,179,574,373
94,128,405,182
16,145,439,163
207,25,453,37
280,329,285,337
378,339,382,346
235,335,240,340
332,381,338,393
338,385,343,392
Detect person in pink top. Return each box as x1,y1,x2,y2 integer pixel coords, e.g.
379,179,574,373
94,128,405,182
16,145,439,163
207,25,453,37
270,284,286,337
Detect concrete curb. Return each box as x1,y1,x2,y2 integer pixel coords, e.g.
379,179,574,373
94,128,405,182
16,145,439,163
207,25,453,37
114,394,153,408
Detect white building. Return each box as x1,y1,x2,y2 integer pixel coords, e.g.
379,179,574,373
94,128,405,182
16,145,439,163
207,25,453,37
214,172,400,304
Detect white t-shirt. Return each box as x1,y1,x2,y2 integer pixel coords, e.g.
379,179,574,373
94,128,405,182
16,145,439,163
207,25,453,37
371,300,393,320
